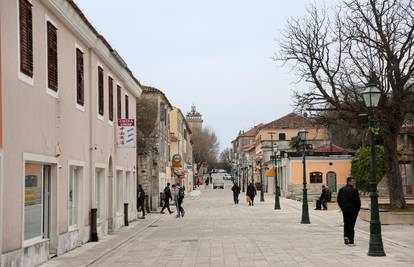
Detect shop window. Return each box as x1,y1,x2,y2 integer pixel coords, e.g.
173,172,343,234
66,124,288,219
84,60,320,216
95,168,104,219
116,171,123,213
69,166,81,228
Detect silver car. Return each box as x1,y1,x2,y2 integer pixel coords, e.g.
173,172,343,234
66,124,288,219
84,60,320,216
213,179,225,189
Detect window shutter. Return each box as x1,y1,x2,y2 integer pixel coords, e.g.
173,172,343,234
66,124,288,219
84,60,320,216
47,22,58,91
117,85,122,119
125,94,129,119
108,77,114,121
98,67,104,116
76,49,84,106
19,0,33,77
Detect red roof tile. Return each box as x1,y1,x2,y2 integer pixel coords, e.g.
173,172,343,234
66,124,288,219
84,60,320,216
313,144,345,153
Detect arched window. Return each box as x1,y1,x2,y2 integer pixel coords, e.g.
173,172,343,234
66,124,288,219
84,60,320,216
310,172,323,183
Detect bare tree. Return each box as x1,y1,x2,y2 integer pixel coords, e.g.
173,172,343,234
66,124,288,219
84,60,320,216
192,127,220,172
278,0,414,208
219,148,232,164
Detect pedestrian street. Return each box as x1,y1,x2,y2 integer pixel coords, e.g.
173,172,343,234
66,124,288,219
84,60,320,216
41,182,414,267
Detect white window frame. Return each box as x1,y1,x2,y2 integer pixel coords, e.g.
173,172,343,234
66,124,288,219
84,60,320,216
45,14,59,99
22,153,58,247
115,169,124,215
75,43,85,112
68,160,84,232
94,163,105,222
17,0,34,86
97,62,105,121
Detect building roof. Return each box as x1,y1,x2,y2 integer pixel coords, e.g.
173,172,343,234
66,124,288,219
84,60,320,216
67,1,142,90
312,144,345,153
141,86,173,109
259,113,316,130
174,107,192,135
243,143,256,152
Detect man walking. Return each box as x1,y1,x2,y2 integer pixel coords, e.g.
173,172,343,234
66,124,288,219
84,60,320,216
137,184,146,219
231,182,241,204
337,177,361,245
161,183,173,214
246,183,257,206
173,183,185,218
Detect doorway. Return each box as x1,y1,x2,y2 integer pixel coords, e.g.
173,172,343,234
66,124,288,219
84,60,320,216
327,172,337,192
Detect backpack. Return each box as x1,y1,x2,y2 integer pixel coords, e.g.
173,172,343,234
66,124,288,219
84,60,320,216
179,187,185,199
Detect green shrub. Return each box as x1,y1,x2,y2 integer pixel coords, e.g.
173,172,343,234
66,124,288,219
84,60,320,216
351,146,385,192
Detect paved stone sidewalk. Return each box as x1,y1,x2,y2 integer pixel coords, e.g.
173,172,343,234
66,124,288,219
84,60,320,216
41,186,414,267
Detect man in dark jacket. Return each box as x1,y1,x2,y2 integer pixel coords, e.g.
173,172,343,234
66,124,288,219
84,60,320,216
246,183,257,206
337,177,361,245
231,183,241,204
161,183,173,214
137,184,146,219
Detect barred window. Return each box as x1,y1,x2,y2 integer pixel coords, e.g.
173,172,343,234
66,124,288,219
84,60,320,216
310,172,323,183
19,0,33,77
47,22,58,91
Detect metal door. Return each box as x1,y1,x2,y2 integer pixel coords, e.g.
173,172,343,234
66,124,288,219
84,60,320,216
327,172,337,192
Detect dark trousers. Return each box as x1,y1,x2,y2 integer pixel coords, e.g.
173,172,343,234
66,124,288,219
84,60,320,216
249,196,255,206
161,199,172,213
233,193,239,204
137,201,145,217
177,198,185,216
343,212,358,242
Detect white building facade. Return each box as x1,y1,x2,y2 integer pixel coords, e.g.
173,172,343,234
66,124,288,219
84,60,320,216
0,1,141,266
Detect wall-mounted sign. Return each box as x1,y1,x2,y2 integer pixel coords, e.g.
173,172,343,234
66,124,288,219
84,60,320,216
171,154,183,168
117,119,135,148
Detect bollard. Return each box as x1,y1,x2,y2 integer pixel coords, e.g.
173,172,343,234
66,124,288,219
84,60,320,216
124,203,129,226
90,208,99,242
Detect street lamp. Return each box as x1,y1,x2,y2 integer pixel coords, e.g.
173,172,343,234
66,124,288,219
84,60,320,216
362,74,386,257
259,159,265,202
298,128,310,224
270,133,281,209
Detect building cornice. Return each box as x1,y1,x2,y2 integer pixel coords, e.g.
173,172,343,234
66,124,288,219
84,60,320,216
43,0,142,97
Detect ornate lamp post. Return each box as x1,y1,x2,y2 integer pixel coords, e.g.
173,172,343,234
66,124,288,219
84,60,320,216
298,128,310,224
270,133,280,209
362,74,386,257
259,158,265,202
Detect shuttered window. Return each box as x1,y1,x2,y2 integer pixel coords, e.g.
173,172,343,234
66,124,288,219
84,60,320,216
47,22,58,91
19,0,33,77
117,85,122,119
125,94,129,119
98,67,104,116
108,76,114,122
76,49,84,106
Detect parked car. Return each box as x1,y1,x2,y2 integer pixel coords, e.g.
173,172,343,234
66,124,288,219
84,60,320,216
223,174,232,180
213,179,225,189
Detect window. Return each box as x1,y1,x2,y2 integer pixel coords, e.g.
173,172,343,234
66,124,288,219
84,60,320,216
95,168,104,219
279,133,286,141
69,166,81,228
98,67,104,116
117,85,122,119
125,94,129,119
76,48,84,106
47,21,58,91
108,76,114,122
116,171,123,213
160,102,166,123
19,0,33,77
24,164,50,241
310,172,323,183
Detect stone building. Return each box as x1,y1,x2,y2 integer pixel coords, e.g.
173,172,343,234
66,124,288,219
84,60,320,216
0,1,140,265
186,104,203,131
136,86,173,210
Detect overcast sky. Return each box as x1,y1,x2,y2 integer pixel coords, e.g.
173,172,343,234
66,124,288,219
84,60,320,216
75,0,334,151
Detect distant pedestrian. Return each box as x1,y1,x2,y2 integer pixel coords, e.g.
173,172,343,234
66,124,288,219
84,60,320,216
137,184,146,219
231,183,241,204
246,183,257,206
337,177,361,245
161,183,173,214
315,185,330,210
173,183,185,218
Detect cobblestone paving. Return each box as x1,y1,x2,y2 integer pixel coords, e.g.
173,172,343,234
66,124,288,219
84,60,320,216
42,183,414,267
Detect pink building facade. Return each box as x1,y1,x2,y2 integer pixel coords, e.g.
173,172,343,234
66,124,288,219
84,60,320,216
0,1,141,266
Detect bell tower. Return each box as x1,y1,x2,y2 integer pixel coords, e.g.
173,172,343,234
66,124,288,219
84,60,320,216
186,104,203,131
